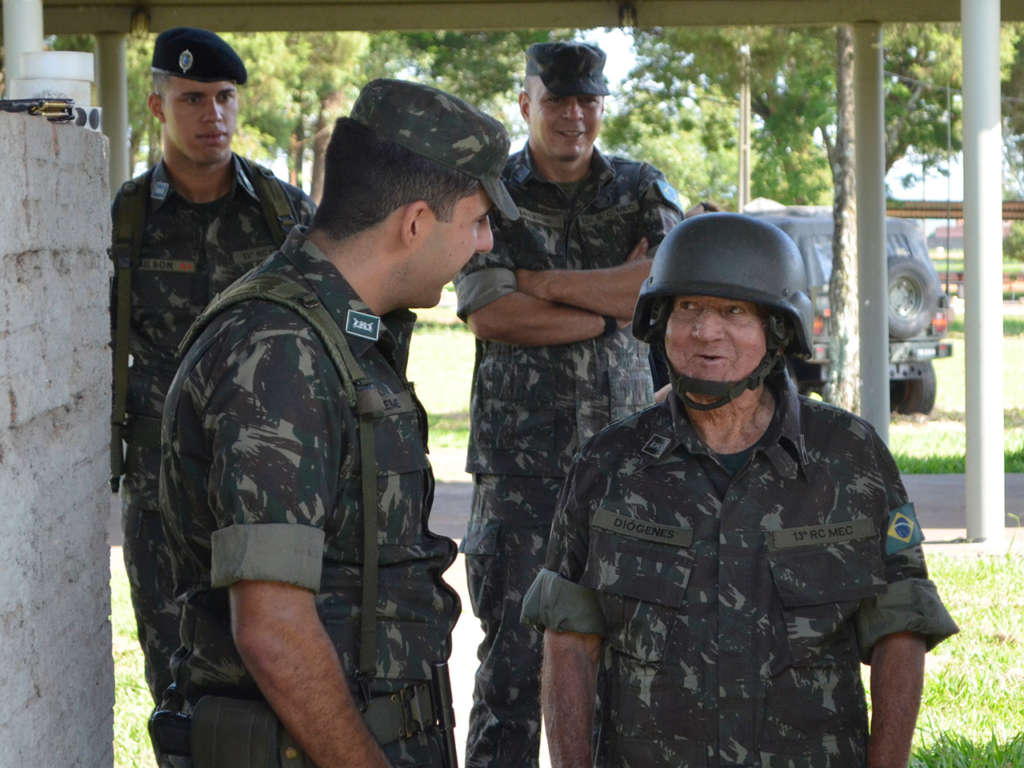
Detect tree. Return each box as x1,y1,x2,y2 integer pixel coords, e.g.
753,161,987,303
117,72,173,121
826,25,860,412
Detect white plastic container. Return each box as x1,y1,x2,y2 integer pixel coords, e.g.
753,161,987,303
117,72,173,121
11,51,94,105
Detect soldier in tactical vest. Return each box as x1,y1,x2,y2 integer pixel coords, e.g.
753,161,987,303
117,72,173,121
523,213,959,767
157,78,517,767
109,27,315,707
452,40,684,767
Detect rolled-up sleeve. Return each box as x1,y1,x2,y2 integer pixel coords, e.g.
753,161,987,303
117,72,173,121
521,568,606,635
454,267,518,320
855,575,959,662
211,522,325,590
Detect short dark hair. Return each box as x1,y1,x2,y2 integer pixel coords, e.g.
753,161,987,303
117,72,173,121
313,117,481,241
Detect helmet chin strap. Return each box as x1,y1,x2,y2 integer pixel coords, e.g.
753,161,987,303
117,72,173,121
669,316,792,412
670,349,783,411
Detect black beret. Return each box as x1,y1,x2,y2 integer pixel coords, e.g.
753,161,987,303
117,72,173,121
525,42,609,97
152,27,247,85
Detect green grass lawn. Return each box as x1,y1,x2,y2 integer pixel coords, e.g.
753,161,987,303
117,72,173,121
110,551,1024,767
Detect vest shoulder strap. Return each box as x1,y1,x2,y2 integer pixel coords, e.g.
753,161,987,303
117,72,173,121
239,157,298,248
177,271,387,678
109,168,154,491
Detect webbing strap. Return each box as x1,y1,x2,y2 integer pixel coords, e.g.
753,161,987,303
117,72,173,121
178,272,386,678
109,169,153,492
358,412,378,677
241,157,297,246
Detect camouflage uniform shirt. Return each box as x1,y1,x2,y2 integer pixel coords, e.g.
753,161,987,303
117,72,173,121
160,227,460,709
454,147,684,479
523,379,958,767
116,154,315,506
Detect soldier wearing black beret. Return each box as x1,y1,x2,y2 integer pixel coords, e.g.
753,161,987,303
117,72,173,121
109,27,315,745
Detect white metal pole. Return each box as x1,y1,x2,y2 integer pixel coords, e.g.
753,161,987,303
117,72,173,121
2,0,44,97
962,0,1005,546
96,32,130,196
854,21,889,442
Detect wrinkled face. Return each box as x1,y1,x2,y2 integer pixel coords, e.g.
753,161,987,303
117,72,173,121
520,78,603,169
149,76,238,168
664,295,768,383
407,188,494,308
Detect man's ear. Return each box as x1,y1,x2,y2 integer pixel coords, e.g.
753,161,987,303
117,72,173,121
518,90,531,122
148,92,165,123
397,200,435,250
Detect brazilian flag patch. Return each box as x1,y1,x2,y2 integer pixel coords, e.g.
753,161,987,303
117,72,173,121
886,503,924,555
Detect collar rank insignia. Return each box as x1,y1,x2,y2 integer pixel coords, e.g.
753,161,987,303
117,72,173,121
641,433,672,458
151,180,170,200
178,49,194,74
886,503,924,555
346,309,381,341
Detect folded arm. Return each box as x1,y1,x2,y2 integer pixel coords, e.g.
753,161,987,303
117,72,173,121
230,580,390,768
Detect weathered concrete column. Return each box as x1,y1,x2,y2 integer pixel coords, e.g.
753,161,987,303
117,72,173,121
2,0,44,95
96,32,131,195
0,113,114,765
962,0,1005,546
854,21,889,441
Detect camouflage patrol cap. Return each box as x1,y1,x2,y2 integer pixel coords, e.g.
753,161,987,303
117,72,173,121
351,79,519,221
151,27,247,84
526,42,610,96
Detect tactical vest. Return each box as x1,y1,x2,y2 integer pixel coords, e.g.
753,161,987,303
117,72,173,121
174,272,456,694
109,158,298,492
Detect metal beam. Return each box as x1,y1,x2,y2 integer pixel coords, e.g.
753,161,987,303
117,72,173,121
854,21,889,442
962,0,1005,546
16,0,1024,36
96,32,129,196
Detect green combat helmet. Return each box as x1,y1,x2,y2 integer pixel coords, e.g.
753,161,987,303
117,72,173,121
632,212,813,410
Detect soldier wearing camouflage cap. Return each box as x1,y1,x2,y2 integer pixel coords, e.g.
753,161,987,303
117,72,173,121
523,213,959,767
453,40,684,766
157,79,513,767
109,25,314,718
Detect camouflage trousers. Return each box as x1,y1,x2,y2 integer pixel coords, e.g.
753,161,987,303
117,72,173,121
121,484,180,704
463,474,563,768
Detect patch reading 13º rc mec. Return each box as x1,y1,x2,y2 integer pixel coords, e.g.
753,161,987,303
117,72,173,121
886,502,924,555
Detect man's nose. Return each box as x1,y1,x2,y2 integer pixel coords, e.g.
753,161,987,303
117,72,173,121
691,308,725,338
563,97,584,119
477,220,494,254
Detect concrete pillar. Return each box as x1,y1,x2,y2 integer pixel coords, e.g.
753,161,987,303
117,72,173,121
738,44,751,212
853,21,889,442
96,32,131,195
2,0,44,96
962,0,1005,545
0,111,114,766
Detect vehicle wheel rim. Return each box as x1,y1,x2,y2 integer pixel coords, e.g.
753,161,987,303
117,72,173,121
890,276,923,318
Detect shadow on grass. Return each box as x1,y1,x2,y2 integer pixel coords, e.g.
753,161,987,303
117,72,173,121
910,732,1024,768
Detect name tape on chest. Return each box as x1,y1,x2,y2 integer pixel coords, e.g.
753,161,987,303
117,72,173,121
592,508,694,547
346,309,381,341
767,517,876,550
139,258,197,273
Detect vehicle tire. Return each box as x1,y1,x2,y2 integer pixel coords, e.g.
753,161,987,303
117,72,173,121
895,362,937,415
888,258,939,340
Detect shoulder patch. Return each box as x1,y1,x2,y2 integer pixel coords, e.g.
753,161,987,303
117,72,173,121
654,179,683,212
345,309,380,341
886,503,924,555
641,433,672,459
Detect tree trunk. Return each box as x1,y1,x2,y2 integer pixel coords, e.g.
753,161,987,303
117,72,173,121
290,120,305,189
310,107,330,206
825,24,861,413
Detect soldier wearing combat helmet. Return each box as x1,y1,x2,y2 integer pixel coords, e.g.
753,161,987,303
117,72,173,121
109,26,314,717
454,40,685,766
158,79,514,767
524,213,958,767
